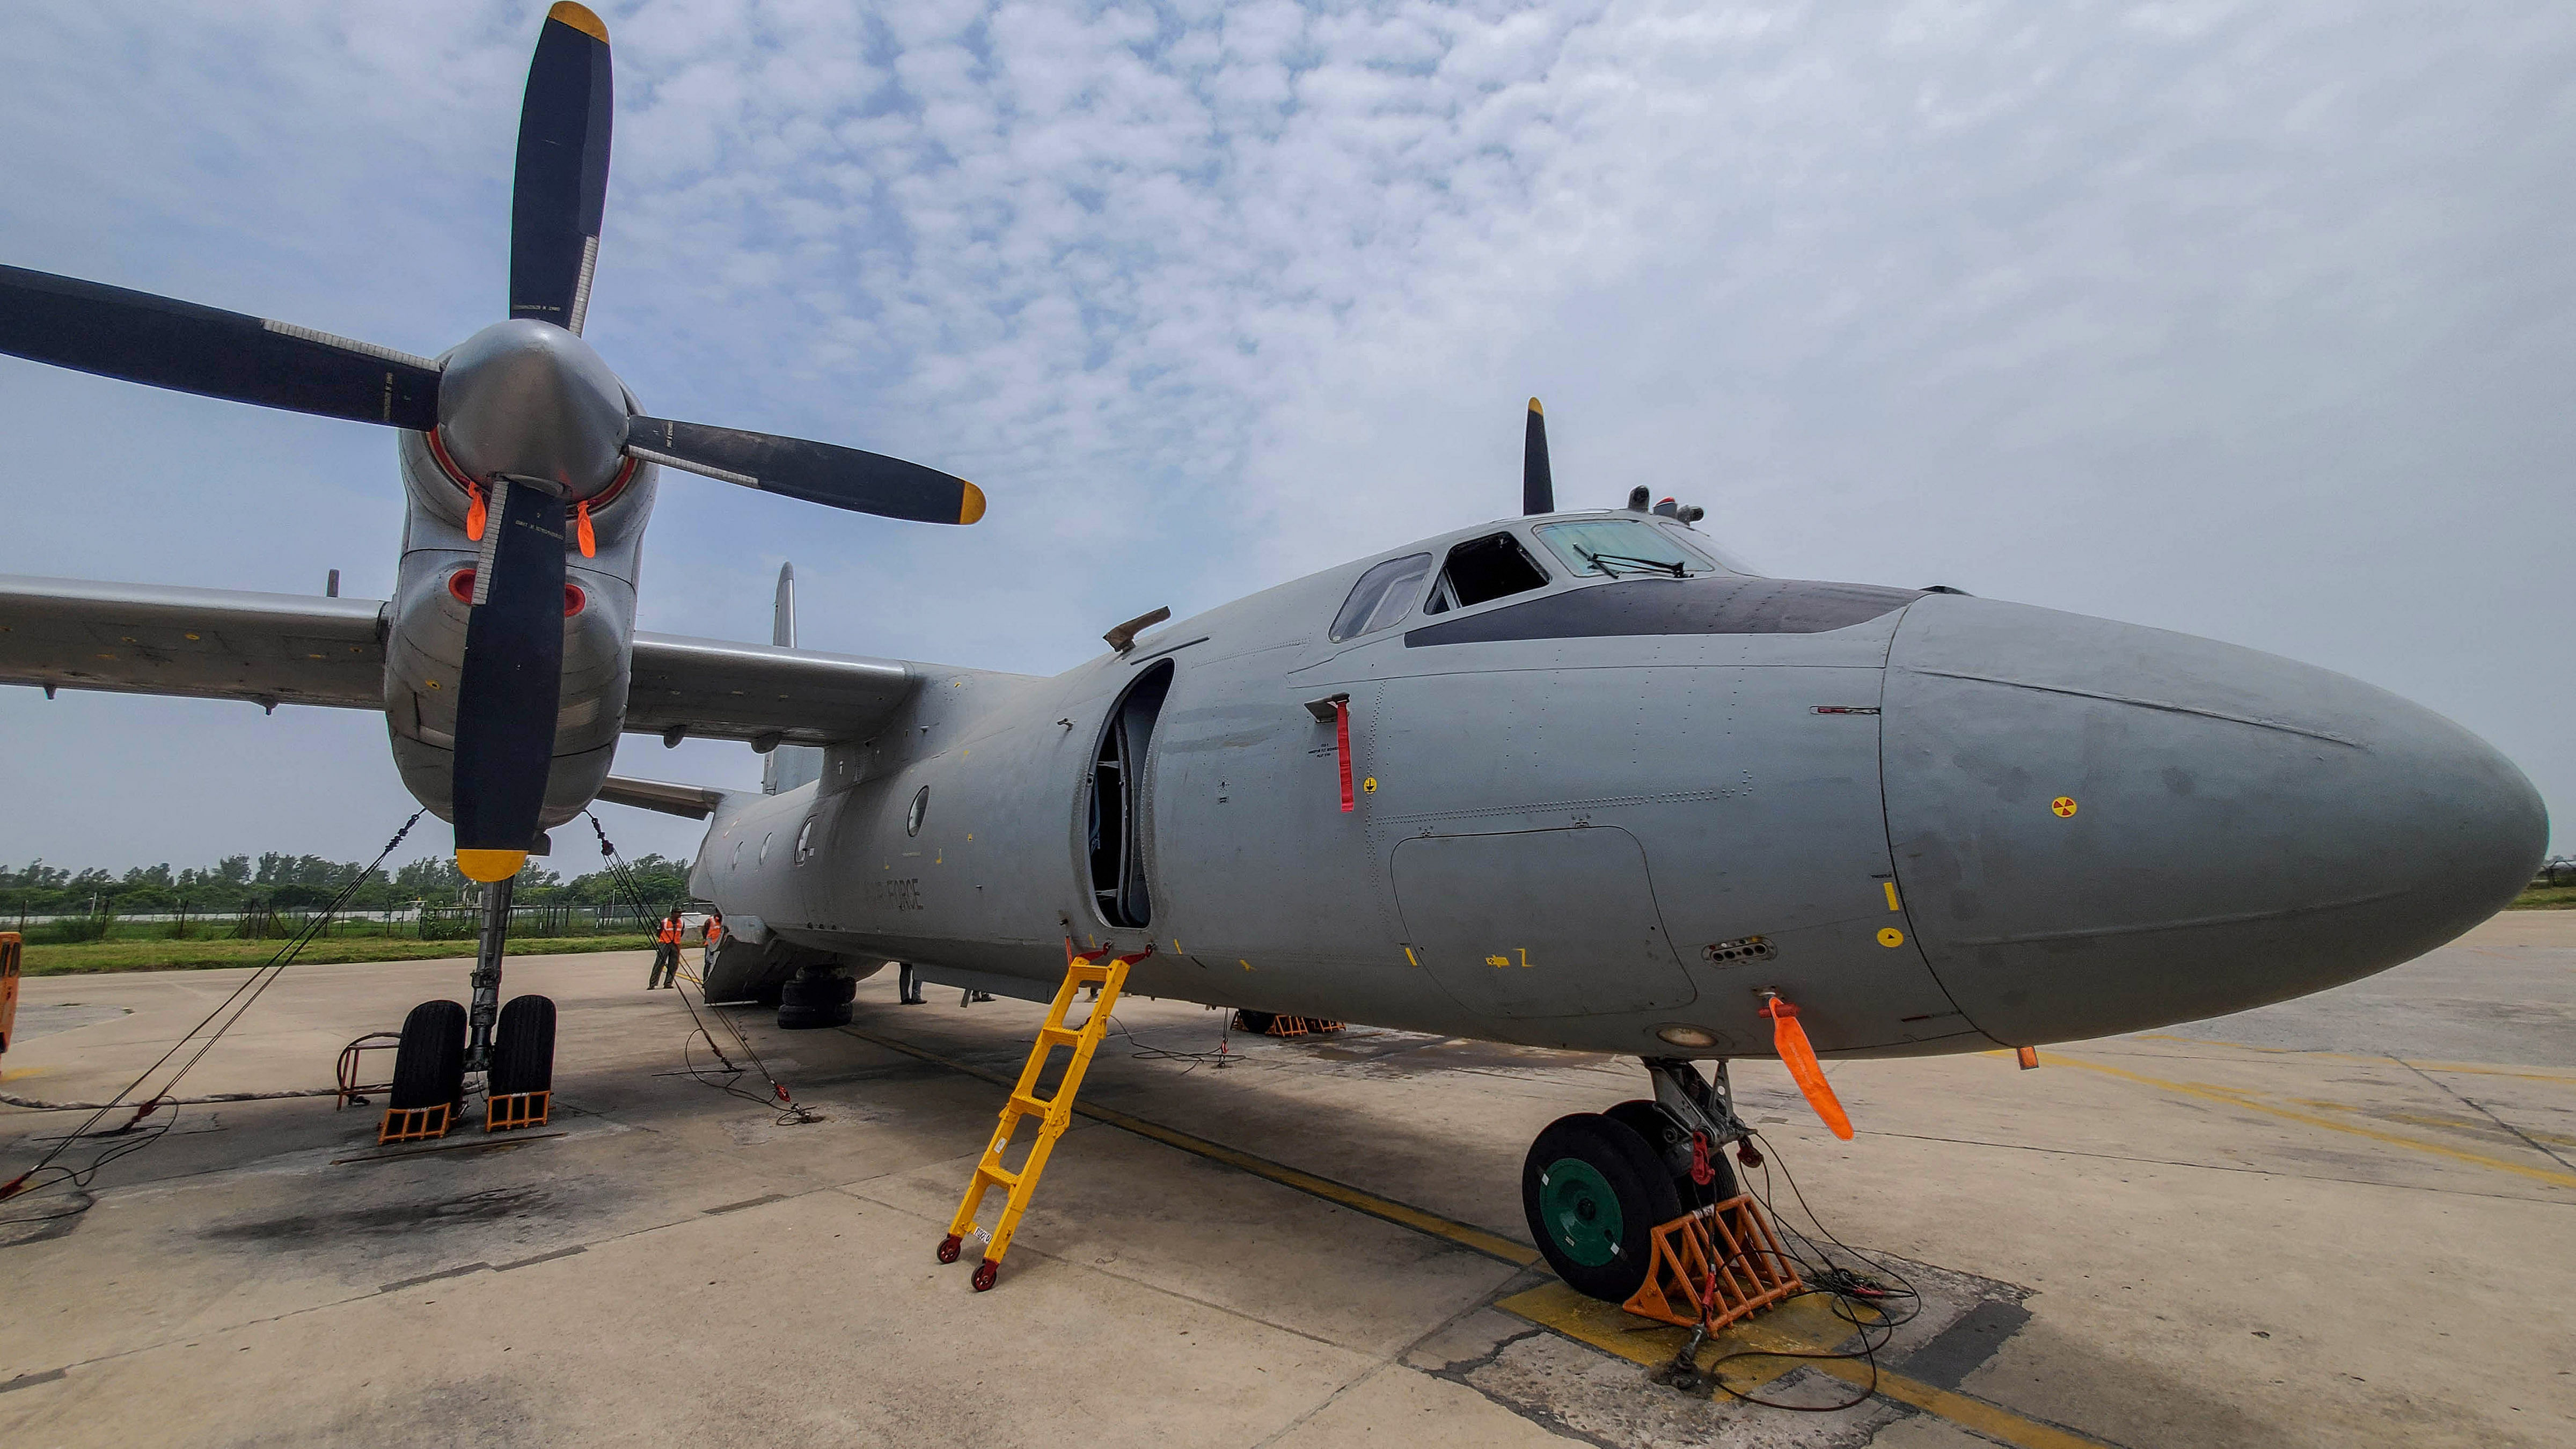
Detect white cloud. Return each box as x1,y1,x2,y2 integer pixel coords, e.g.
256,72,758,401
0,0,2568,871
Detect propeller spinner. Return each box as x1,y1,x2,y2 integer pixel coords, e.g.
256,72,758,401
0,2,987,882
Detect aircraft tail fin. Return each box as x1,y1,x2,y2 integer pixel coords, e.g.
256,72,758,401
762,562,826,795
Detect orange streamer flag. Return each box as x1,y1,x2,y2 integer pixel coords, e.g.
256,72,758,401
1760,998,1854,1140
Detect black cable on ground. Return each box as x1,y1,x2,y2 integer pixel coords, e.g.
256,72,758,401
1104,1012,1239,1074
1657,1126,1923,1413
582,813,816,1126
0,811,426,1205
1,1088,343,1111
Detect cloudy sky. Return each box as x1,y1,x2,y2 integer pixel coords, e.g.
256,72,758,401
1,0,2567,880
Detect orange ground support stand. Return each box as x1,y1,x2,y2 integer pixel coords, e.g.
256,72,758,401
1622,1195,1805,1330
378,1103,453,1144
486,1091,550,1132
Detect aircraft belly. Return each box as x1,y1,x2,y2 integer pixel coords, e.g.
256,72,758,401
1393,826,1691,1018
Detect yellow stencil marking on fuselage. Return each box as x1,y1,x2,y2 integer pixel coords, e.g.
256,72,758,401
1883,881,1902,911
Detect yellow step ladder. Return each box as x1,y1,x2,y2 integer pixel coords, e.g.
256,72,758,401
938,947,1140,1290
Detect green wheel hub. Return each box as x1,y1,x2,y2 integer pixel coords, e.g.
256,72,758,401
1536,1155,1623,1267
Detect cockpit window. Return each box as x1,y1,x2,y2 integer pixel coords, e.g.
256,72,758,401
1329,553,1433,642
1422,532,1551,615
1534,518,1720,579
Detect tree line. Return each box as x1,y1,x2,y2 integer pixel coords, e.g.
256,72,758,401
1,851,694,917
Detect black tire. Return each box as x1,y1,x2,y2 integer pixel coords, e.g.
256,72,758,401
1523,1113,1681,1302
775,999,853,1030
389,1000,467,1111
1604,1099,1740,1208
1233,1010,1276,1035
489,994,558,1097
780,969,857,1009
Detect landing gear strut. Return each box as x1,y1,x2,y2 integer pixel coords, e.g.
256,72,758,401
464,873,515,1071
1522,1057,1757,1302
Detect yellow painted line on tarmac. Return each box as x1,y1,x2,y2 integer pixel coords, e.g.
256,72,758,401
2035,1053,2576,1188
2128,1036,2576,1087
2275,1097,2576,1151
837,1023,1541,1267
1498,1282,2116,1447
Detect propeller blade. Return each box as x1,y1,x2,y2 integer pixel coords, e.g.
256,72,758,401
510,3,614,334
451,475,570,882
1523,397,1554,516
625,416,987,525
0,266,441,428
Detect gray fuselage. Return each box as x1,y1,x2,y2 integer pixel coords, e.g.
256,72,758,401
690,511,2546,1058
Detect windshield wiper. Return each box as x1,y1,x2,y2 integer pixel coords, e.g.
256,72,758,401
1580,550,1687,579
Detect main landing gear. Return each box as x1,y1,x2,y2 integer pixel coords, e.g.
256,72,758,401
1523,1057,1755,1301
380,872,557,1143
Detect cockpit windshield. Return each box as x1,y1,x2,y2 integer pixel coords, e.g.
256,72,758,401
1533,519,1723,579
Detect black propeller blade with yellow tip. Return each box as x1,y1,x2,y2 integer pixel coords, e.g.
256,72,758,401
1523,397,1553,515
625,416,987,525
511,3,613,333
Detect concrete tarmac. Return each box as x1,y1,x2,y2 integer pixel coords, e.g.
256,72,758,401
1,914,2568,1447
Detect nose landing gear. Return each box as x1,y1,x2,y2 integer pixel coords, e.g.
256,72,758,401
378,872,557,1143
1523,1057,1755,1301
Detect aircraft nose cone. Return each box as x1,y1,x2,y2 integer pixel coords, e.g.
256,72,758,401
1882,596,2547,1044
436,319,629,498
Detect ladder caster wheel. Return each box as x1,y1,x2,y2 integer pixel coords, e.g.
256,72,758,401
936,1234,962,1265
971,1259,999,1292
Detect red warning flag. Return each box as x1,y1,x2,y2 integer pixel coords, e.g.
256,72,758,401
1760,998,1853,1140
1335,698,1355,814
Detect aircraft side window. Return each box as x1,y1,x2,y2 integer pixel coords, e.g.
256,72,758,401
794,816,816,863
1420,532,1550,616
1329,553,1434,641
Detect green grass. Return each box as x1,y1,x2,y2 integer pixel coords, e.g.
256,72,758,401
2511,883,2576,910
20,934,654,976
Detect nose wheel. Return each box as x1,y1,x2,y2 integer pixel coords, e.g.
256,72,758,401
1521,1113,1680,1301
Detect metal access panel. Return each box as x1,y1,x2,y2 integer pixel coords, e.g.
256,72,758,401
1393,826,1696,1020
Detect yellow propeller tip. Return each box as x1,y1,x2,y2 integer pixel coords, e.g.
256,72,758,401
958,481,987,525
456,848,529,883
547,2,610,43
1527,397,1543,415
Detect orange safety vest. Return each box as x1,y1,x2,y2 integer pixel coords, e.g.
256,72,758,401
657,920,683,945
704,919,723,945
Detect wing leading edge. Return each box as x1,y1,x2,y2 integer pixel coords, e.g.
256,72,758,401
0,574,920,743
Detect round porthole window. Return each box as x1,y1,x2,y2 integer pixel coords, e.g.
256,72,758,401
908,785,930,837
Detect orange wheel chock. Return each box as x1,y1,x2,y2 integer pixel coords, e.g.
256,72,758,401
1759,996,1854,1140
378,1103,453,1145
1623,1195,1805,1330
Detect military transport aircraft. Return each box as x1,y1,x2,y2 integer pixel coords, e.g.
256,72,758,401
0,4,2546,1302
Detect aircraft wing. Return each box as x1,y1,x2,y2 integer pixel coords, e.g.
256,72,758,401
624,633,913,746
0,575,917,742
0,574,386,711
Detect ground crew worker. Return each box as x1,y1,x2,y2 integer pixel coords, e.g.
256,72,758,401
648,908,684,990
702,909,724,974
